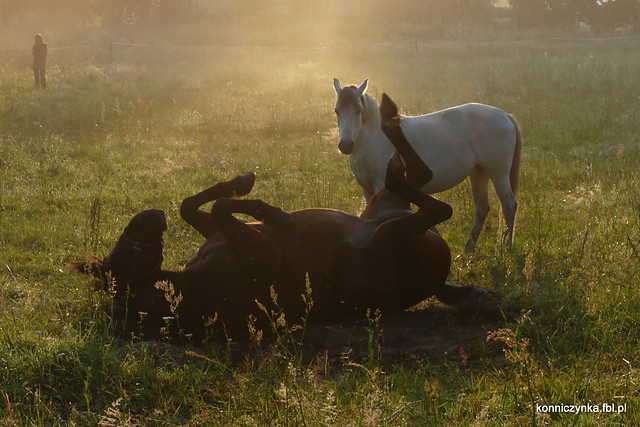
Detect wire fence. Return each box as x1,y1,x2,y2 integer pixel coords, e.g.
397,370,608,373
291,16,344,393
1,33,640,54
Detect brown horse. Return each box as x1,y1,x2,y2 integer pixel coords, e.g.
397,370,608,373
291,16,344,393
72,109,489,342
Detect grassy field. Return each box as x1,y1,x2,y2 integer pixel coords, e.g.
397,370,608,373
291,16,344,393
1,23,640,425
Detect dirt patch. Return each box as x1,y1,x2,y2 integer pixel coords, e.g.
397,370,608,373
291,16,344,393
301,299,507,366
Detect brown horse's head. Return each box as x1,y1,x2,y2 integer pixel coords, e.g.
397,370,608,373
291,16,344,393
71,209,167,297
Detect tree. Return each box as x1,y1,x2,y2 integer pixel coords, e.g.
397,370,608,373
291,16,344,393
596,0,640,30
510,0,640,30
368,0,496,25
90,0,199,27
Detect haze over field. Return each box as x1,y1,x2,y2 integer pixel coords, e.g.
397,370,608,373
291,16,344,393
1,0,640,425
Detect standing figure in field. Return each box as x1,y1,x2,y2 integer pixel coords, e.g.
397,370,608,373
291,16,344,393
32,34,47,88
333,79,522,251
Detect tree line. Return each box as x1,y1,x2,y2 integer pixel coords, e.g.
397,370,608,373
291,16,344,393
371,0,638,31
509,0,639,31
0,0,201,28
1,0,637,32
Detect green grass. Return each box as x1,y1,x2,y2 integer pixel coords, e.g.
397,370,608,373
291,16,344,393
1,24,640,425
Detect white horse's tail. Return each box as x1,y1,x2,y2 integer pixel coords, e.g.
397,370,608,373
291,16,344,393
507,114,522,195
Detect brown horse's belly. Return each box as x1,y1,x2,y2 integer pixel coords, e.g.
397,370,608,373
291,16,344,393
356,231,451,313
181,209,448,322
270,210,373,319
185,233,231,269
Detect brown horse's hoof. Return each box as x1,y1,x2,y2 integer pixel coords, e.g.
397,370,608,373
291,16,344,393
233,172,256,197
380,93,400,128
457,286,498,308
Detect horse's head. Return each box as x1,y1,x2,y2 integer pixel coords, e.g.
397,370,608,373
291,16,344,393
71,209,167,298
333,78,368,155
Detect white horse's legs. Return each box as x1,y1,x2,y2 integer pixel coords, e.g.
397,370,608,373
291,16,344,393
465,168,491,252
492,175,518,247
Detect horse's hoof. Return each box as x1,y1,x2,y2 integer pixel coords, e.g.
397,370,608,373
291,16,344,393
234,172,256,197
501,230,514,248
380,93,399,126
457,286,495,308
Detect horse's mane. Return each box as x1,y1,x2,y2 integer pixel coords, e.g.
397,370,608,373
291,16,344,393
362,93,381,126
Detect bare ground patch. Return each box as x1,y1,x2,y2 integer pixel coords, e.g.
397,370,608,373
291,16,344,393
301,298,507,366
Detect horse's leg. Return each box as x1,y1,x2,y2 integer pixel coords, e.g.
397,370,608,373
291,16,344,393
383,154,452,227
492,175,518,246
464,166,491,252
362,157,488,308
360,152,412,221
206,198,291,292
180,173,255,238
362,155,452,255
211,198,291,227
380,93,433,188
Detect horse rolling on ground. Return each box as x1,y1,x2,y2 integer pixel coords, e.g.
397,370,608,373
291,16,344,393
71,145,490,343
333,78,522,251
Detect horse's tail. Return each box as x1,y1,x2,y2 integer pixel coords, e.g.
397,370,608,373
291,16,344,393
507,113,522,196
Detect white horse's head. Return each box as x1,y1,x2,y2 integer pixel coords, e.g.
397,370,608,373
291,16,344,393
333,78,368,155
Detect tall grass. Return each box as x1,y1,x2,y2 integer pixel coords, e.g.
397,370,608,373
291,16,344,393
1,24,639,424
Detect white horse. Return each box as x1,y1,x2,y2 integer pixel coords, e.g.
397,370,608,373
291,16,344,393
333,78,522,251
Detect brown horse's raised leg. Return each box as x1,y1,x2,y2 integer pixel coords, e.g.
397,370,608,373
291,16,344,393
180,172,256,238
211,198,291,226
363,156,489,309
387,159,492,305
383,154,452,230
380,93,433,188
210,197,290,266
354,157,450,311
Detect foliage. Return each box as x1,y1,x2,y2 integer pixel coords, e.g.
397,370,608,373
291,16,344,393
510,0,640,30
0,0,200,28
1,0,638,33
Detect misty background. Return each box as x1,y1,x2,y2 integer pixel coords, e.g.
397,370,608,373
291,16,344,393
1,0,639,46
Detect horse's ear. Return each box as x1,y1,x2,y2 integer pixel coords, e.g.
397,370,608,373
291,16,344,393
357,79,369,96
380,93,399,126
333,78,342,96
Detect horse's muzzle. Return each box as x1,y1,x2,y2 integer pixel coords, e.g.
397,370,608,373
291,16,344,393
338,139,354,155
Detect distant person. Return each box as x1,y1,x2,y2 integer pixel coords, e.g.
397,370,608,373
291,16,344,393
32,34,47,88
